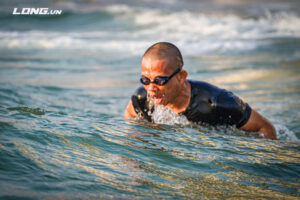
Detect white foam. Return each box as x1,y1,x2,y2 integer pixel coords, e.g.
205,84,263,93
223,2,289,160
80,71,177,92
105,4,134,13
132,8,300,39
275,124,299,142
0,6,300,55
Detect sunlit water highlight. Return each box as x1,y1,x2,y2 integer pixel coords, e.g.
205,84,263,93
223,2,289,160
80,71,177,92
0,0,299,199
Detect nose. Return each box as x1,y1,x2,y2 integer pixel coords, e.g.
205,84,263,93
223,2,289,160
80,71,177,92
147,83,158,93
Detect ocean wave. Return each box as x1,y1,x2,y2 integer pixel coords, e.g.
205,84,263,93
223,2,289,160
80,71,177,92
105,4,300,38
0,5,300,55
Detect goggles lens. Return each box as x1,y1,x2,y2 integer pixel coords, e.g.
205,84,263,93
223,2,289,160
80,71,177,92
140,68,181,86
140,76,168,86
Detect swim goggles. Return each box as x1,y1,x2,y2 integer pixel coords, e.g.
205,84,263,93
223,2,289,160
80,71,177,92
140,68,181,86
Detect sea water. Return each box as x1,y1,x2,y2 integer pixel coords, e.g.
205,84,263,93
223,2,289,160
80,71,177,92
0,0,299,199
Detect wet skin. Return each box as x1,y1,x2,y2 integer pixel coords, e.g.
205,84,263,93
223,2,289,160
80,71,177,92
140,57,190,110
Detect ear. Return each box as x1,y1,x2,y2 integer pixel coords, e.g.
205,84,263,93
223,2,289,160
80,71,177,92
179,69,188,84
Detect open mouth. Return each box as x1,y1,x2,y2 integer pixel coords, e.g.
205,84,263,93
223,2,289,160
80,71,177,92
153,97,163,105
149,94,163,105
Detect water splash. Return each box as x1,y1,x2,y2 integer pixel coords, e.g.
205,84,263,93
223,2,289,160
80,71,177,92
275,124,299,142
147,95,298,141
150,104,190,126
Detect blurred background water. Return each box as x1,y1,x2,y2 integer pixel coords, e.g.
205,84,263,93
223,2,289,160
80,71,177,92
0,0,299,199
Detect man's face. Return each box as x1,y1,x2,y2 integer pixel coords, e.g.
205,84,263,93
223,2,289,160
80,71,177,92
141,57,181,106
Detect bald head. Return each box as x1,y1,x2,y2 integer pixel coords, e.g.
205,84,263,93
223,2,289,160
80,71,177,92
143,42,184,70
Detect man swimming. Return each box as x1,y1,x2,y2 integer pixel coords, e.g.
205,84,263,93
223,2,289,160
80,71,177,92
124,42,277,139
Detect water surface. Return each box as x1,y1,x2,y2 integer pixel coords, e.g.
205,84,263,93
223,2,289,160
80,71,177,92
0,0,299,199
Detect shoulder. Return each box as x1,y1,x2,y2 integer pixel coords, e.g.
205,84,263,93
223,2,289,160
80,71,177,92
216,89,247,110
188,80,220,90
131,86,148,111
188,80,223,99
187,80,251,127
188,79,244,102
132,86,147,100
131,86,153,121
214,88,252,128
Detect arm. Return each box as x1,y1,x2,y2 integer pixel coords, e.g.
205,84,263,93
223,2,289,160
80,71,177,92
124,100,138,120
240,109,277,140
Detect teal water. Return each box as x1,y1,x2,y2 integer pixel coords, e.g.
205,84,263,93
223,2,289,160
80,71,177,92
0,0,299,199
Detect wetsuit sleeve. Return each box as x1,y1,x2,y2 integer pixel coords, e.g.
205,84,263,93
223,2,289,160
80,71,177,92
131,86,152,122
215,90,252,128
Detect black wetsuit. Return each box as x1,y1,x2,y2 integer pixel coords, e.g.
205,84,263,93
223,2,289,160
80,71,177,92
131,80,252,128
